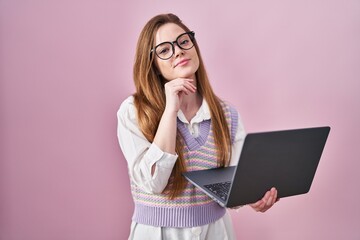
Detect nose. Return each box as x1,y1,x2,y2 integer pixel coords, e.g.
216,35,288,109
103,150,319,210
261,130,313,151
173,42,184,57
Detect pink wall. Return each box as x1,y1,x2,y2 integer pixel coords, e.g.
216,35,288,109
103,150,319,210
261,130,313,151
1,1,359,239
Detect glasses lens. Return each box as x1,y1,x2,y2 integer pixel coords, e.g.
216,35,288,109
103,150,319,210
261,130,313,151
153,32,195,60
177,33,193,50
155,42,173,60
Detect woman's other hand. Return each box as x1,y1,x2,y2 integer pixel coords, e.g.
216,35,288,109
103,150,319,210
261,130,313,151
249,187,279,213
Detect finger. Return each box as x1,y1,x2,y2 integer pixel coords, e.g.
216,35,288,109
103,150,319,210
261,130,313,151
265,188,277,206
182,84,195,94
183,82,196,93
271,189,278,205
250,199,263,208
266,195,274,206
251,191,269,211
261,207,270,213
172,83,192,92
250,203,261,212
256,200,266,212
183,78,195,84
171,78,194,85
177,78,195,87
269,188,276,202
169,80,195,92
259,190,271,210
255,199,266,211
262,190,271,202
177,77,194,81
169,79,196,93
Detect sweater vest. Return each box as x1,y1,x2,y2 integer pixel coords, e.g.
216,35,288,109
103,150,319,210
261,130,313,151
131,102,238,227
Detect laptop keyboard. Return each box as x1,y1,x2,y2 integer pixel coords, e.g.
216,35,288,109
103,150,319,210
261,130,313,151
204,181,231,201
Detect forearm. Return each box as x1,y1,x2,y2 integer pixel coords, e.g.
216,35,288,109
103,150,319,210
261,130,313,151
117,97,178,193
153,108,178,155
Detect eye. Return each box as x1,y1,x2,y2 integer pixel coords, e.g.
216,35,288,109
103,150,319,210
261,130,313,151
178,34,192,48
157,46,170,55
180,39,190,46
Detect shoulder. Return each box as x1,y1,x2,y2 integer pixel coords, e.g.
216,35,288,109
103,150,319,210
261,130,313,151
117,95,137,122
219,99,239,118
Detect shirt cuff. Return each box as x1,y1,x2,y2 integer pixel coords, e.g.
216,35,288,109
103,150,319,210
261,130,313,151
145,143,178,169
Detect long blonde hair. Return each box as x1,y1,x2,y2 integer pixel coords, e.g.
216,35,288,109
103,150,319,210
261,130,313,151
133,13,231,199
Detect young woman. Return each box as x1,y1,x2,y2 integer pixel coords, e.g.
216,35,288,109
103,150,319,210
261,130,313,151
117,13,278,240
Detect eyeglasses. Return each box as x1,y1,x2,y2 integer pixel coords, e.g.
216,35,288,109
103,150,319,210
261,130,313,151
150,31,195,60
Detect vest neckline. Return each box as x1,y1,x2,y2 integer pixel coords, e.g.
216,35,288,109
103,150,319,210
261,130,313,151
177,119,211,151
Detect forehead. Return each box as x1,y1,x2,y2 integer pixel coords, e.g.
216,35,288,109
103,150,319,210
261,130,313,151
155,23,186,45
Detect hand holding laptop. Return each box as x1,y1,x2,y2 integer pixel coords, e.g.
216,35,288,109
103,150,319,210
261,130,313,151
249,187,278,212
231,187,278,212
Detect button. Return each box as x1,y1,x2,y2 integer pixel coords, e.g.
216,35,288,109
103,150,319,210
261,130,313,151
191,226,202,236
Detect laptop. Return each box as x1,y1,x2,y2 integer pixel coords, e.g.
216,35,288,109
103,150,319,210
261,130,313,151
182,126,330,208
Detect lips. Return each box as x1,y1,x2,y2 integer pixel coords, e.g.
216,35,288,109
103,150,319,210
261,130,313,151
174,59,190,68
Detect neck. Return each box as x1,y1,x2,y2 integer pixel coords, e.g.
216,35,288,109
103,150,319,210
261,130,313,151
180,91,202,122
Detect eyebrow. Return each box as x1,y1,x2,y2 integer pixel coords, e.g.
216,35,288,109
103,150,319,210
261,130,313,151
155,32,187,45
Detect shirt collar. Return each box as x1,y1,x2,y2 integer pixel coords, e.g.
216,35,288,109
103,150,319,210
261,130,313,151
177,99,211,124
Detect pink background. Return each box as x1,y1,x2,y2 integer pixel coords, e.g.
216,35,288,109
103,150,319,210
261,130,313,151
1,1,359,239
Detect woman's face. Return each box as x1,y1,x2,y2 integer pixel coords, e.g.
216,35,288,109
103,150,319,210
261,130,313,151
154,23,200,81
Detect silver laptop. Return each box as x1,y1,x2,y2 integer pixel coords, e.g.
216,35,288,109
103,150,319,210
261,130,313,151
183,126,330,208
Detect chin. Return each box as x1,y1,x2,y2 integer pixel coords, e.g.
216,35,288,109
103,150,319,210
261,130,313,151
176,70,197,79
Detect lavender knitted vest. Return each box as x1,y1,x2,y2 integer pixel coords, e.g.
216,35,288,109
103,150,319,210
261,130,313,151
131,102,238,227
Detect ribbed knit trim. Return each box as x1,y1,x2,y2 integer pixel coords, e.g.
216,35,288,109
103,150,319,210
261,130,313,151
177,119,211,151
228,105,238,143
132,201,226,227
177,104,238,149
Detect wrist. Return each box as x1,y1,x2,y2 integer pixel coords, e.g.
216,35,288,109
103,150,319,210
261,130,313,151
163,107,178,117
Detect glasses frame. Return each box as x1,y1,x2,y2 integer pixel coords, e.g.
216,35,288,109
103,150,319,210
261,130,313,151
150,31,195,60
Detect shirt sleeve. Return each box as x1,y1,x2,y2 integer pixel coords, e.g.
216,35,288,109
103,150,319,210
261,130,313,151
116,96,178,194
229,110,246,166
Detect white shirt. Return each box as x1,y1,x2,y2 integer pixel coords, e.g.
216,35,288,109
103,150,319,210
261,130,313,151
117,96,246,240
